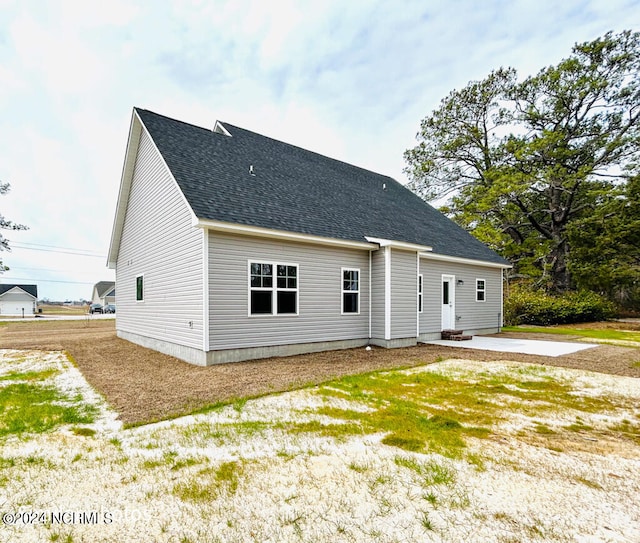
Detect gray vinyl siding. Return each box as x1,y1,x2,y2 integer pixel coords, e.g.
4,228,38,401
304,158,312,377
208,232,370,350
370,248,385,340
419,258,503,333
390,249,418,339
115,128,203,348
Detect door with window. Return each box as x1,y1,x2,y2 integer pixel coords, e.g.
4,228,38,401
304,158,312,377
441,275,456,330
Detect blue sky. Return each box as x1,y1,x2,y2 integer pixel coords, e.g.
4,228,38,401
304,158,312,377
0,0,638,301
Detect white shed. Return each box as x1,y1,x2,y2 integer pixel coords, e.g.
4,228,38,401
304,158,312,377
0,284,37,316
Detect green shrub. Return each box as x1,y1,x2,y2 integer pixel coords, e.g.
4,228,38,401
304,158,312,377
504,287,616,326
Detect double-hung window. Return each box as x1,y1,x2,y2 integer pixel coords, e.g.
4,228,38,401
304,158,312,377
249,262,298,315
476,279,486,302
342,268,359,314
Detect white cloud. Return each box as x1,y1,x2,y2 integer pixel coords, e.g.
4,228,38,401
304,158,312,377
0,0,638,299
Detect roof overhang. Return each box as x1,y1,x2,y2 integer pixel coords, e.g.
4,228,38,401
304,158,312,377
365,236,433,253
196,218,378,251
107,110,144,269
419,251,512,269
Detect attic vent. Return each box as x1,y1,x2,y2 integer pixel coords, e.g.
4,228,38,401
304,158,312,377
213,121,231,136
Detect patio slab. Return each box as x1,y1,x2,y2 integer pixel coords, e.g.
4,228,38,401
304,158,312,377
426,335,597,357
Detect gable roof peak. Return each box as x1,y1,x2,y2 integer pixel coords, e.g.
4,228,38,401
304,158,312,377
118,108,510,267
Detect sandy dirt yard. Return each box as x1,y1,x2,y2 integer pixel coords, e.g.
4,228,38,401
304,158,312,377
0,349,638,543
0,319,638,425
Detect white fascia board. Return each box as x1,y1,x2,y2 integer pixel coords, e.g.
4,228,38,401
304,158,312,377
365,236,433,253
107,110,142,269
107,109,200,269
419,251,512,269
196,218,378,251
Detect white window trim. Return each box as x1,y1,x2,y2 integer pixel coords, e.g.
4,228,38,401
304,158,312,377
341,267,360,315
247,260,299,317
476,278,486,302
418,273,423,313
135,274,144,302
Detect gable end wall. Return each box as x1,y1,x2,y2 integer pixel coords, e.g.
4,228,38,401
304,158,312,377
115,129,203,351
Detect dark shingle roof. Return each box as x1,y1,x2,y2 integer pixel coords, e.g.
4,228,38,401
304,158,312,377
0,284,37,298
94,281,115,298
136,108,509,265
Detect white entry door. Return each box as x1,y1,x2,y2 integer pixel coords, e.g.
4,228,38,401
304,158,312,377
441,275,456,330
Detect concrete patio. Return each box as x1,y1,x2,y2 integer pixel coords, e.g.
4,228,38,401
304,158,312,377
426,335,597,357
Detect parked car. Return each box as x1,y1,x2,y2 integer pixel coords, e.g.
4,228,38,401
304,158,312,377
104,304,116,314
89,303,103,314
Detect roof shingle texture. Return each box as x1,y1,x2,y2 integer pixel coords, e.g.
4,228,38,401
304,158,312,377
93,281,115,298
136,108,508,265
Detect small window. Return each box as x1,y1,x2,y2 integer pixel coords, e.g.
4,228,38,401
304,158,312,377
249,262,298,315
418,274,423,313
342,268,359,314
476,279,486,302
136,275,144,301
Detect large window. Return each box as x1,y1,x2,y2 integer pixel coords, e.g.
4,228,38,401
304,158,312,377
249,262,298,315
476,279,486,302
342,268,359,314
136,275,144,301
418,274,423,313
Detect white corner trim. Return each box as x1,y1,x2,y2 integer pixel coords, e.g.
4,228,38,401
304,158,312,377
203,229,210,351
384,246,391,340
365,236,432,253
419,251,511,269
197,218,378,250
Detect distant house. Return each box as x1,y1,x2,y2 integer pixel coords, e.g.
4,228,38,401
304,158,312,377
91,281,115,306
107,108,511,366
0,284,37,316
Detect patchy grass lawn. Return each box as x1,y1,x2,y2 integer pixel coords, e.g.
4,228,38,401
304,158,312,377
1,349,639,543
1,319,639,426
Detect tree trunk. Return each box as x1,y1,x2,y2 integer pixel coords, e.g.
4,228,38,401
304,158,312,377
549,234,571,293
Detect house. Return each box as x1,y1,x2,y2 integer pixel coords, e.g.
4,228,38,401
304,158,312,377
107,108,511,366
91,281,116,306
0,284,37,316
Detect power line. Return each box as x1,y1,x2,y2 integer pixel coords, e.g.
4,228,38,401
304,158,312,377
11,244,106,258
1,277,95,285
8,266,102,275
11,241,104,254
